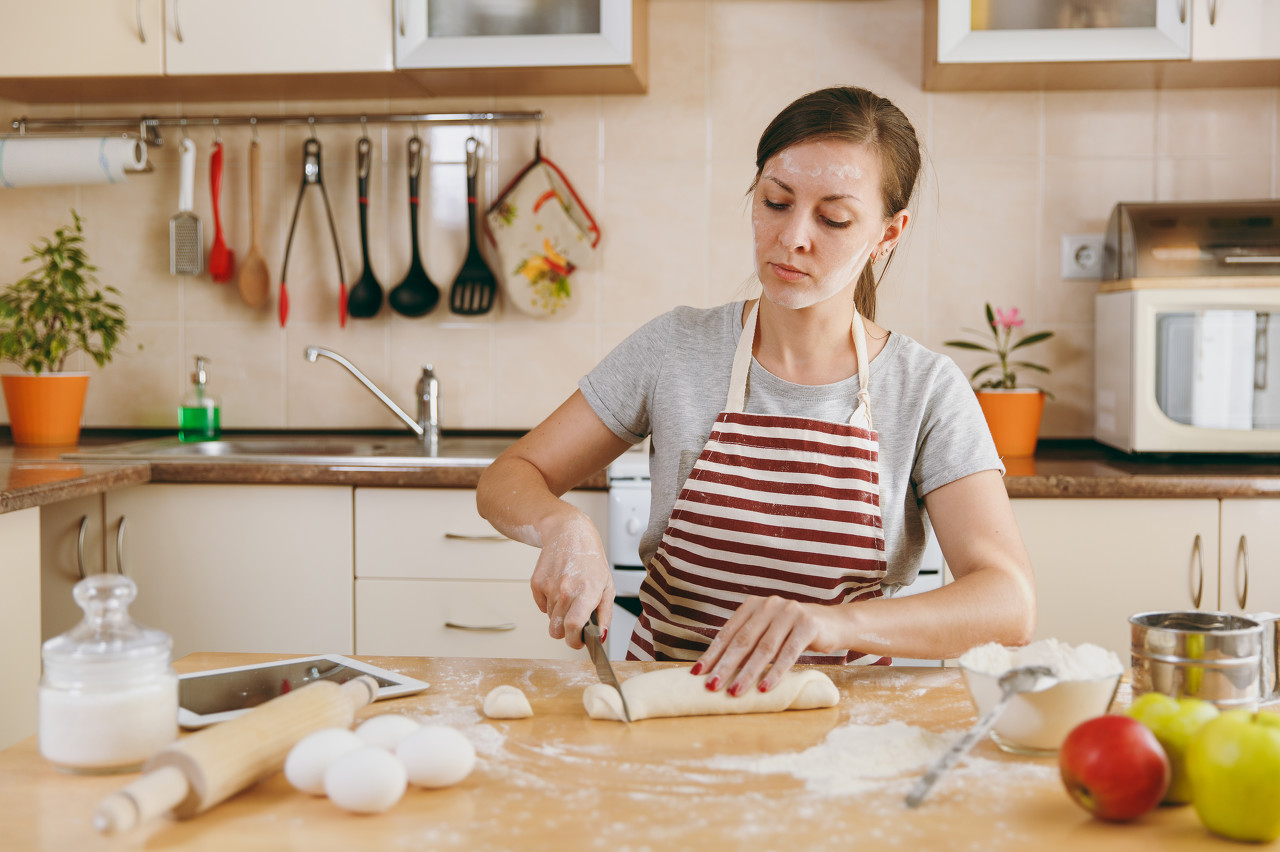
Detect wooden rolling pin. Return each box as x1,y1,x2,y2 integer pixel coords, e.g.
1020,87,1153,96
93,675,378,834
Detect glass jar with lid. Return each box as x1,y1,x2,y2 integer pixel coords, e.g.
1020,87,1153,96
39,574,178,774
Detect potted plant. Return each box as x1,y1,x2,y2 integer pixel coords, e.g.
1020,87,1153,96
945,304,1054,458
0,211,127,446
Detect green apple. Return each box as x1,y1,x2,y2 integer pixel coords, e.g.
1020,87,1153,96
1127,692,1219,804
1186,708,1280,843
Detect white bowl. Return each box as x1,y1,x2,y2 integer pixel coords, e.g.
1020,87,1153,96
959,664,1121,756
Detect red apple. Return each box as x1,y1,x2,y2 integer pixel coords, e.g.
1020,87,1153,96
1059,715,1171,821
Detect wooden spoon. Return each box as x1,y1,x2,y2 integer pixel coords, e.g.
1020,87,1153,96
237,137,271,308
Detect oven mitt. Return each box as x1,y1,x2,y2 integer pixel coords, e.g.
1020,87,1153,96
484,150,600,317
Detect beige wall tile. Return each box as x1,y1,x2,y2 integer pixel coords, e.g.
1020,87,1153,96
0,188,80,287
1156,88,1276,159
492,322,597,430
1045,90,1157,158
707,158,755,308
183,324,285,429
1036,323,1094,438
284,323,391,429
815,0,928,125
389,323,493,431
931,92,1041,160
876,170,936,332
1155,157,1275,201
81,323,181,428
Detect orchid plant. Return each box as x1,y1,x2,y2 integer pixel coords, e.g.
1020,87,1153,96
945,304,1054,395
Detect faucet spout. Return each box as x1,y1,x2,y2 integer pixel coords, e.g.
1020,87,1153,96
303,346,425,440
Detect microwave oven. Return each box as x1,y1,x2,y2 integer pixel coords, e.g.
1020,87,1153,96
1095,287,1280,454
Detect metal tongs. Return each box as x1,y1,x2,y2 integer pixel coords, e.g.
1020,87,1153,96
279,136,346,328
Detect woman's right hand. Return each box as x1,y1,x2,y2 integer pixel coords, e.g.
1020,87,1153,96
530,511,615,650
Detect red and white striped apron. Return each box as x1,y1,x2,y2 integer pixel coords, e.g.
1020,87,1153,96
628,301,888,665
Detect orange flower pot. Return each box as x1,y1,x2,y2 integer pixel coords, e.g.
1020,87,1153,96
976,389,1045,458
1,373,90,446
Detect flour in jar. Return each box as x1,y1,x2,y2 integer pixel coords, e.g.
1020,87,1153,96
959,637,1122,681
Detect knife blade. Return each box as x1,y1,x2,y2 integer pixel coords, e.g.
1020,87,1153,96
583,611,632,723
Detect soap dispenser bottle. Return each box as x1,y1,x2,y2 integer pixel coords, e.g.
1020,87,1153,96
179,355,220,442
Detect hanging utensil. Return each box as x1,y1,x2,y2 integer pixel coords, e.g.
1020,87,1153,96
207,137,234,283
278,135,345,328
449,137,498,315
237,134,270,308
346,136,383,319
170,136,202,276
388,135,440,318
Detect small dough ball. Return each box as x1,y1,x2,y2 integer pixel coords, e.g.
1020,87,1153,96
323,746,408,814
483,685,533,719
395,725,476,789
355,713,422,751
285,728,364,795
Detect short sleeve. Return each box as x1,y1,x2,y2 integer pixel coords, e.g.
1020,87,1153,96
912,357,1005,497
578,311,675,443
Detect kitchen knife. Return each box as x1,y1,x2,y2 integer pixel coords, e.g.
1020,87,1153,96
584,611,632,723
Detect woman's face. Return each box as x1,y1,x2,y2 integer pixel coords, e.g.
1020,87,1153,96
751,139,902,311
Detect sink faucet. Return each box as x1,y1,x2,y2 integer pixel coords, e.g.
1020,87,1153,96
304,346,440,455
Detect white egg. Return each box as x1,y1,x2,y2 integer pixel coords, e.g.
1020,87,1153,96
284,728,365,796
323,746,408,814
354,713,422,751
395,725,476,789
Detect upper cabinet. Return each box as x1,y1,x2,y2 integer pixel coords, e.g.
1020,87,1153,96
164,0,393,76
0,0,164,78
926,0,1280,90
392,0,648,95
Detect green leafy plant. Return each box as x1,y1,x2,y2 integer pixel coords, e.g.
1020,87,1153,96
0,211,127,375
945,303,1054,396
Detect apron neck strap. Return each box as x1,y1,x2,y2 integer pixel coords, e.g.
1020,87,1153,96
726,301,873,425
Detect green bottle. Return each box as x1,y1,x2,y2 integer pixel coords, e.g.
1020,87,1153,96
179,355,221,442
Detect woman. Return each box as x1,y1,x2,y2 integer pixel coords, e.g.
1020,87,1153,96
477,86,1036,696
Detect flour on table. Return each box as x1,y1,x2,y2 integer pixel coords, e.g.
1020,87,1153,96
959,637,1122,681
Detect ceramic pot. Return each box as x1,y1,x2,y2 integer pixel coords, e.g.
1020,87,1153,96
1,373,90,446
976,388,1045,458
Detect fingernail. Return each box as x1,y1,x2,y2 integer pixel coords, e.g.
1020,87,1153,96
690,662,703,676
706,675,721,691
600,627,608,642
728,682,742,697
758,681,770,693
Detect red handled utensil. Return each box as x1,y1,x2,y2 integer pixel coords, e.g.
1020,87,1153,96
208,141,234,282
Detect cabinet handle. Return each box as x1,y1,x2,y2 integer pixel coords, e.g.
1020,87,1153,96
76,515,88,580
398,0,406,37
1236,534,1250,610
1208,0,1218,25
136,0,146,43
444,532,509,542
173,0,184,43
1178,0,1187,24
115,516,128,575
444,621,517,632
1189,533,1203,608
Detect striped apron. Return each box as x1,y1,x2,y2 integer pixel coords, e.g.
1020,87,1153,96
628,301,888,665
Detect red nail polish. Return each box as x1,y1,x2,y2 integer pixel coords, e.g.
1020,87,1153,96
728,682,742,697
600,627,607,642
706,675,721,691
690,662,703,676
758,681,769,693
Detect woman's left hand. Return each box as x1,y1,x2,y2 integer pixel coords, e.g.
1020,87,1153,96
691,595,844,695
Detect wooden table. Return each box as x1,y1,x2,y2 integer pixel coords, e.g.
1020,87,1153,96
0,654,1251,851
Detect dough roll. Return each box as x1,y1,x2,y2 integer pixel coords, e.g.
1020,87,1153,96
583,667,839,722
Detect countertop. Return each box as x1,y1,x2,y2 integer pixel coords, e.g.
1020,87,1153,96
3,431,1280,517
0,653,1243,852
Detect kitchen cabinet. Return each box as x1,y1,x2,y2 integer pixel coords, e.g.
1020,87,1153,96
0,0,164,78
1217,498,1280,615
163,0,393,76
103,484,354,659
1191,0,1280,60
0,507,40,751
354,487,608,659
393,0,648,95
39,493,106,641
1013,498,1220,661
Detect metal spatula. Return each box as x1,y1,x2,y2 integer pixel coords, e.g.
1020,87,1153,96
449,137,498,315
170,137,203,276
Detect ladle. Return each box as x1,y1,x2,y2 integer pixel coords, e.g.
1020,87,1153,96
388,136,440,317
905,665,1058,808
346,137,383,319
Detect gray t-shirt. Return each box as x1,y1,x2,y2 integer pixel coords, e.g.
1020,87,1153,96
579,301,1003,590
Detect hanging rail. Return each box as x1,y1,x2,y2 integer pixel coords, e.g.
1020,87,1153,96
7,110,544,146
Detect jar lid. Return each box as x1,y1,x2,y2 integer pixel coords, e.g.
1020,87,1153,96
42,575,173,668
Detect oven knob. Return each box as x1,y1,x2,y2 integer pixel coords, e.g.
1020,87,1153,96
626,517,643,535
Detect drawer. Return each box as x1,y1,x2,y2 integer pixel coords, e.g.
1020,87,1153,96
355,487,608,581
355,578,581,660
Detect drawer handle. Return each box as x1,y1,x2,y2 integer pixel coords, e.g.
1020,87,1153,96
444,621,517,632
444,532,509,543
116,516,128,575
76,515,88,580
1189,533,1203,609
1236,535,1250,610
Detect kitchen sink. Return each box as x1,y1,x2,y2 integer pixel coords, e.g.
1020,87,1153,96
65,434,519,467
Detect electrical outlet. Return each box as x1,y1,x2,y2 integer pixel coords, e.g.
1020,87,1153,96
1061,234,1104,279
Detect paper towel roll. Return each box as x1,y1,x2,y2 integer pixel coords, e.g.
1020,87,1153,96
0,137,148,188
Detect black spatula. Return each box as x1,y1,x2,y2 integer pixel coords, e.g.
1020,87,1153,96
449,137,498,315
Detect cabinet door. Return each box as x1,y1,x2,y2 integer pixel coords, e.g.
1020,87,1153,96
1219,499,1280,614
39,493,105,641
1191,0,1280,60
164,0,393,75
104,484,354,658
0,508,40,750
1013,498,1219,661
0,0,164,77
356,578,580,660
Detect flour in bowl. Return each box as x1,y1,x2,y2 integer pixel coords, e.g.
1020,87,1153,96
959,637,1122,681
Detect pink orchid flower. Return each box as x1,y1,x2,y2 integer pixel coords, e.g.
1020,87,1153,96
994,307,1025,330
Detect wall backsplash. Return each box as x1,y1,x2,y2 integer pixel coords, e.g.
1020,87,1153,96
2,0,1278,438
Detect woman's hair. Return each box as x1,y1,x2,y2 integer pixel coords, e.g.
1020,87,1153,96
753,86,922,321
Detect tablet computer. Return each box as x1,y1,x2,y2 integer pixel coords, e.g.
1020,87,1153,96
177,654,430,729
